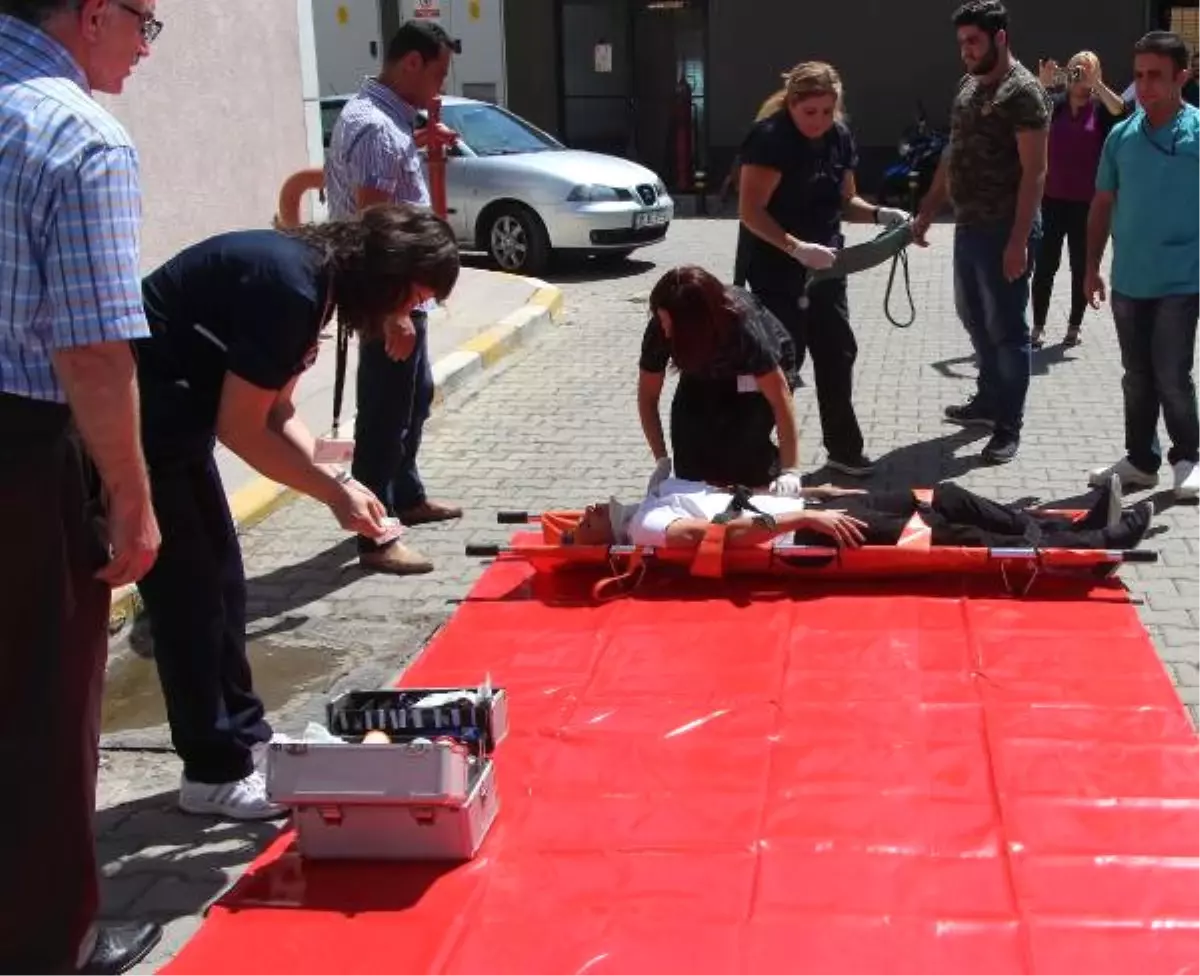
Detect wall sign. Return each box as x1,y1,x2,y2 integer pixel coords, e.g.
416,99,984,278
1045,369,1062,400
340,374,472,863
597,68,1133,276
594,42,613,73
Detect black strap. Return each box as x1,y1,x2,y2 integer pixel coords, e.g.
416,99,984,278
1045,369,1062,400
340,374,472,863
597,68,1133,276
712,485,777,530
883,248,916,328
329,294,347,438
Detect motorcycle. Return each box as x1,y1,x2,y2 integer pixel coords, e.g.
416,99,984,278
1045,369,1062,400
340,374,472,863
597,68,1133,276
877,102,948,211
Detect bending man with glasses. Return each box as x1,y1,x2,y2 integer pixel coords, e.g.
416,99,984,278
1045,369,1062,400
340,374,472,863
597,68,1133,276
0,1,165,972
1085,31,1200,500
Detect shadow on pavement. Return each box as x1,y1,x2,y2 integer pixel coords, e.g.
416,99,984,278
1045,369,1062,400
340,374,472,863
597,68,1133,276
245,537,364,625
96,790,284,923
542,255,658,284
459,250,659,285
808,427,993,490
932,342,1081,381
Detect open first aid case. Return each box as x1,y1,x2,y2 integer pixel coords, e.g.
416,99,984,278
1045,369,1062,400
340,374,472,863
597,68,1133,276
266,685,508,861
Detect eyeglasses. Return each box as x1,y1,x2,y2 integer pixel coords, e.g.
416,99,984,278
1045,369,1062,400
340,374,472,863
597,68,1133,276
116,1,163,44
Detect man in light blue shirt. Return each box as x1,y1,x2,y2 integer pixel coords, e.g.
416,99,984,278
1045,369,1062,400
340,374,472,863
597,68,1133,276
1085,30,1200,499
325,19,463,575
0,2,165,970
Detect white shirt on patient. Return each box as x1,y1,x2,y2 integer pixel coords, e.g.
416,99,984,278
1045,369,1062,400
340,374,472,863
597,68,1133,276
627,478,807,546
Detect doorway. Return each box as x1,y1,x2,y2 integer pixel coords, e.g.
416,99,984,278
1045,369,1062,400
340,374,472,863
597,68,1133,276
558,0,708,189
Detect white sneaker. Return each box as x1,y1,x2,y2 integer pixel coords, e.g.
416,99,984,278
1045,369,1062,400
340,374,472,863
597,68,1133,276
178,770,287,821
1174,459,1200,500
1088,458,1160,491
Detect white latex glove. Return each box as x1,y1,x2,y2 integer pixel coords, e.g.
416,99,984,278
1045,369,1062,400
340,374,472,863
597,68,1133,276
786,240,837,271
647,456,672,494
770,469,804,498
876,206,911,227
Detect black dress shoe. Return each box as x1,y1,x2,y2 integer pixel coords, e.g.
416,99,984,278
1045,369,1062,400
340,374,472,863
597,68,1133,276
79,922,162,975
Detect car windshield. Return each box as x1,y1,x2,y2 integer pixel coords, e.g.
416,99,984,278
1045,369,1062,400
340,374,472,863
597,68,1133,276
441,103,562,156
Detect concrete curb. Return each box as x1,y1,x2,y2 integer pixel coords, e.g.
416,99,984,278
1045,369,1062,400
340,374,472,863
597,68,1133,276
107,277,564,634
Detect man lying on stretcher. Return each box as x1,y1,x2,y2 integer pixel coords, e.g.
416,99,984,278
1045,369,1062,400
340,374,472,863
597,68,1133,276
566,476,1154,551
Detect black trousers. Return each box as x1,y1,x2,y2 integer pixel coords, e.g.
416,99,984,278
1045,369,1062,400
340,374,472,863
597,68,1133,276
352,308,434,552
795,481,1116,549
748,275,864,462
0,394,110,973
1031,197,1090,329
670,374,781,488
135,448,270,784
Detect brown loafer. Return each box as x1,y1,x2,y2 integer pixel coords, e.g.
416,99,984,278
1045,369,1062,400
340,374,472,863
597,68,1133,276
359,541,434,575
399,500,463,526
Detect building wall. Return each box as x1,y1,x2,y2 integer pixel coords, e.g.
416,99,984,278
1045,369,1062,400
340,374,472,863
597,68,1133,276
707,0,1148,182
503,0,560,134
506,0,1149,189
99,0,313,271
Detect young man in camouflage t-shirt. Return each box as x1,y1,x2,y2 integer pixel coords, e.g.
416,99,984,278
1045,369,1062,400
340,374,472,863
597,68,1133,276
915,0,1050,464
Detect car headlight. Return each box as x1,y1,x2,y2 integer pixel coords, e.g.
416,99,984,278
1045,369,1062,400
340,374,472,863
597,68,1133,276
567,184,621,202
898,140,911,157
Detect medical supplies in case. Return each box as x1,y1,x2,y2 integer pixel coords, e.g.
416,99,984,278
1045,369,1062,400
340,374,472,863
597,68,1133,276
266,684,507,861
325,686,508,753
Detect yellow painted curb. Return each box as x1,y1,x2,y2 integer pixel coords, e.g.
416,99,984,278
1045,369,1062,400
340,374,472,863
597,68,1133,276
107,278,564,632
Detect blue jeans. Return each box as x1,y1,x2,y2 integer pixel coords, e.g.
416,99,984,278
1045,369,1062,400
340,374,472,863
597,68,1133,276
351,308,434,551
1111,292,1200,473
953,221,1040,434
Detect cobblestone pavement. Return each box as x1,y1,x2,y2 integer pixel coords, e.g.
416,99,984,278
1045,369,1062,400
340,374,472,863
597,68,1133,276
97,218,1198,971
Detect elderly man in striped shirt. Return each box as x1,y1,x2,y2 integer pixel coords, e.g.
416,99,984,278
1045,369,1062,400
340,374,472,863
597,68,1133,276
325,19,463,575
0,1,164,971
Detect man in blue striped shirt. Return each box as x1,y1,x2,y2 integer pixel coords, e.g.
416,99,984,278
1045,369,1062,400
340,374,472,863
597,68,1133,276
0,1,164,971
325,19,464,575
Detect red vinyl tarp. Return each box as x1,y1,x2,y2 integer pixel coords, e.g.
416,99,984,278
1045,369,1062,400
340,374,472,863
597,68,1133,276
162,547,1200,975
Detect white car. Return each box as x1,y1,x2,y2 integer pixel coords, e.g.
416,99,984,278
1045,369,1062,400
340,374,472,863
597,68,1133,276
321,95,673,275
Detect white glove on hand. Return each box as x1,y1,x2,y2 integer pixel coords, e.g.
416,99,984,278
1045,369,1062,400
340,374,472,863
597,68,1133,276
647,456,672,494
876,206,911,227
770,469,804,498
787,240,837,271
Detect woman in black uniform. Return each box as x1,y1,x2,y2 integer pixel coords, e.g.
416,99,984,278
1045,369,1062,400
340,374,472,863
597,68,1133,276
135,204,459,820
739,61,909,477
638,265,803,496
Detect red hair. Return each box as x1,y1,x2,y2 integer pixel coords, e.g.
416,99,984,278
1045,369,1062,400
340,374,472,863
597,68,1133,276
648,266,737,373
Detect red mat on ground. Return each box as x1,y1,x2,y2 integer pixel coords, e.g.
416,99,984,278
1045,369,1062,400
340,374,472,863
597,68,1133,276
162,555,1200,975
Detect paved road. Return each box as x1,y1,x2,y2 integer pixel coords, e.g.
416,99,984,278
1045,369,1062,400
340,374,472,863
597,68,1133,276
97,218,1199,971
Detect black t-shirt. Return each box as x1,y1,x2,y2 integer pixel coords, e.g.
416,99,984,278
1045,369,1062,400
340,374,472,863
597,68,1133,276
739,111,858,281
137,230,330,436
136,230,331,458
639,286,797,387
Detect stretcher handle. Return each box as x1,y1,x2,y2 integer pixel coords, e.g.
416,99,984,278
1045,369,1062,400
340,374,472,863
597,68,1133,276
1120,549,1158,563
497,511,534,524
466,544,502,558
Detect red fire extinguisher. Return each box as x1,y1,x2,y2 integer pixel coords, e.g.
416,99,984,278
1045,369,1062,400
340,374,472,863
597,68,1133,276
428,95,449,219
672,78,694,192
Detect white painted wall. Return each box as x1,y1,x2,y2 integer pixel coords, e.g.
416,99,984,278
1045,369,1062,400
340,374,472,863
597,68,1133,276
312,0,384,97
309,0,507,106
398,0,508,105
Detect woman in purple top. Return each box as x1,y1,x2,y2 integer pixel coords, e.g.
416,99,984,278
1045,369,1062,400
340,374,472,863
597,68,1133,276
1032,52,1126,348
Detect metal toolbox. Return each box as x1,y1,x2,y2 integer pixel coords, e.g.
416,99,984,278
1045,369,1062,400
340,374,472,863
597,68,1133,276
268,687,507,806
291,758,500,861
265,685,507,861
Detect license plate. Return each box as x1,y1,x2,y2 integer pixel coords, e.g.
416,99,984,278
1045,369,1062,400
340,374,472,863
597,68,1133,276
634,209,670,229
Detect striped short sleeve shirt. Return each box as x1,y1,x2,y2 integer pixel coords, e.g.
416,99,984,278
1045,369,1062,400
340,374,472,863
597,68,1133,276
324,78,430,220
0,14,149,403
